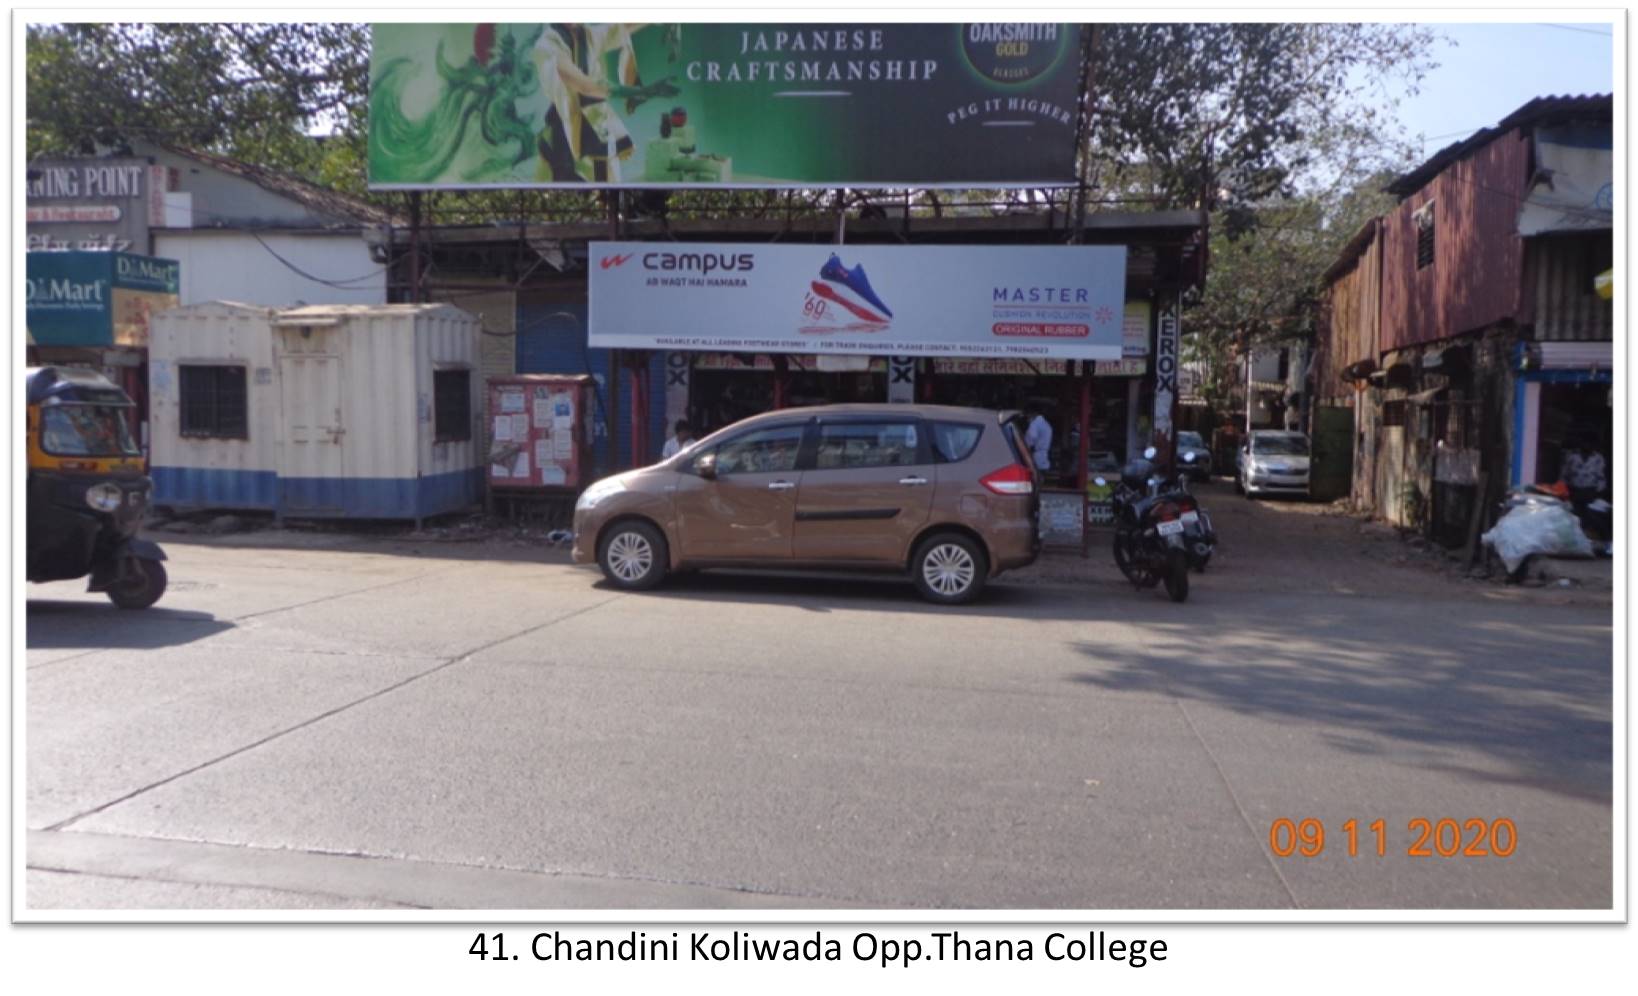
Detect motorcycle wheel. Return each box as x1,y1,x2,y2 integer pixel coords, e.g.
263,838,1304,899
1163,549,1190,603
1112,530,1143,585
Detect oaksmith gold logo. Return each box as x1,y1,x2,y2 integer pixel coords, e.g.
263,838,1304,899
961,24,1068,85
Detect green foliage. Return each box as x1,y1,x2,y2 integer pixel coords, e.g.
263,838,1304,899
1089,22,1439,211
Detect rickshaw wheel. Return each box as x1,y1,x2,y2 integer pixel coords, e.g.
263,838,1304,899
108,560,167,610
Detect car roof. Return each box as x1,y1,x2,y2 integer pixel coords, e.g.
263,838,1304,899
728,403,1016,425
1252,429,1307,437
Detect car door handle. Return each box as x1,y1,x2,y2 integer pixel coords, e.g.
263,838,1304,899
898,476,928,486
768,480,796,491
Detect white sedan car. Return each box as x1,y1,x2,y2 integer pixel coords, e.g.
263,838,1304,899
1237,430,1311,498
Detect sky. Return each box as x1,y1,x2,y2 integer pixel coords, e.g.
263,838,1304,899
1394,21,1616,158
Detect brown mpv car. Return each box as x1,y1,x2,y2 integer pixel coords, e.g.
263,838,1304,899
572,404,1041,603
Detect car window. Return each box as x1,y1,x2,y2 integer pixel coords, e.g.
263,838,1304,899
712,424,805,475
1003,417,1033,469
1178,432,1204,448
815,421,920,469
930,422,982,463
1252,435,1310,456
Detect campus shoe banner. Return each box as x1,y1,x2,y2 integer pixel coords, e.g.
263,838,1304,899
368,23,1083,188
588,242,1127,360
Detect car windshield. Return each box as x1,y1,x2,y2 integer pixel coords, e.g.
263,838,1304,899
41,405,140,457
1252,435,1309,456
1178,432,1205,448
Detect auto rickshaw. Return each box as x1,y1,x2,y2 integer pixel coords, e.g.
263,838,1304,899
25,366,168,609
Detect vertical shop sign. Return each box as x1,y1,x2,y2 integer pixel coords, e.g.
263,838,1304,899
887,356,916,403
1152,296,1180,444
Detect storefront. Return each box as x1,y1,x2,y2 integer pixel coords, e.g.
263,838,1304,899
588,241,1145,491
1514,341,1614,488
25,251,181,451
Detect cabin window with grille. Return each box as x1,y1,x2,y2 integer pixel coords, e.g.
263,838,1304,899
433,369,472,442
1414,202,1436,270
178,364,248,439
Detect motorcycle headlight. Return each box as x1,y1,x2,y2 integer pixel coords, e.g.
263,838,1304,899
85,482,123,512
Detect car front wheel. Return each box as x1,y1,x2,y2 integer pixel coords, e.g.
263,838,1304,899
597,520,668,591
911,533,988,605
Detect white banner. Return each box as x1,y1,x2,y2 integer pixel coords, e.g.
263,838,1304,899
589,242,1127,360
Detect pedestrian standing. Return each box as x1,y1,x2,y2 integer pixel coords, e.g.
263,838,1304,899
1024,407,1054,472
662,418,695,459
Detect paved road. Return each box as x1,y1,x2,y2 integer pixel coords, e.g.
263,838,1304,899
24,489,1613,910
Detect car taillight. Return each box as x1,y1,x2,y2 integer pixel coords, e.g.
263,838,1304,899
1155,501,1180,522
980,464,1035,496
1176,497,1196,513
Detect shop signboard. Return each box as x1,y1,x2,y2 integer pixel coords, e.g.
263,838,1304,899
589,242,1127,360
369,23,1082,188
1152,296,1181,441
25,158,163,252
26,251,180,348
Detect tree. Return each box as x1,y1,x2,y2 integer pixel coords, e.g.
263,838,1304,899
1088,22,1438,214
26,23,369,182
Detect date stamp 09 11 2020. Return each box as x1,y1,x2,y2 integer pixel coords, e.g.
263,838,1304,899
1269,818,1518,859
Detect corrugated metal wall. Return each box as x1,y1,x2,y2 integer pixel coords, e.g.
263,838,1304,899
1316,222,1382,405
1530,235,1615,341
152,303,482,517
1381,128,1530,351
515,296,665,478
149,302,281,509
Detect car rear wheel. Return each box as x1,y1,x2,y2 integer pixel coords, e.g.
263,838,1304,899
597,521,668,591
912,533,987,605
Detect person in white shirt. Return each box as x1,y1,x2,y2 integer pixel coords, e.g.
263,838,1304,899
661,419,695,459
1024,408,1053,472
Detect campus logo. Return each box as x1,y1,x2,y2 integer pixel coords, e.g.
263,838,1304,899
961,23,1068,85
600,253,636,269
801,253,894,333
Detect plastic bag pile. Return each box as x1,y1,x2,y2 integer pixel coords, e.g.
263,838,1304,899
1481,496,1594,575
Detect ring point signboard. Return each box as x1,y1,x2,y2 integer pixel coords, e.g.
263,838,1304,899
589,242,1127,361
368,23,1082,189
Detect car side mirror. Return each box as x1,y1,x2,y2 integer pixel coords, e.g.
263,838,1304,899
1143,446,1157,460
695,452,717,480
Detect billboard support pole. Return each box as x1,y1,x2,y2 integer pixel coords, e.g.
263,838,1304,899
835,189,847,245
408,192,422,303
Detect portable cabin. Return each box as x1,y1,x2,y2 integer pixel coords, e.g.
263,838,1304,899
149,302,483,522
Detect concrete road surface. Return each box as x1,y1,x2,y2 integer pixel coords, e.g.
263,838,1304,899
24,487,1613,911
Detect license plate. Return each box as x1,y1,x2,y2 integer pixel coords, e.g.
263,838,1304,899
1180,510,1200,524
1157,520,1185,536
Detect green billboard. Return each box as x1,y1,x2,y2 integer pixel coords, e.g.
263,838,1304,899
368,23,1083,189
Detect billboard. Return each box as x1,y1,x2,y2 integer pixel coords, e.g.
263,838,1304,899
369,23,1083,189
26,252,180,348
588,242,1127,360
25,158,165,252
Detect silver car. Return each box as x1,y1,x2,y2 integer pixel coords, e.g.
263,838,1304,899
1236,430,1311,498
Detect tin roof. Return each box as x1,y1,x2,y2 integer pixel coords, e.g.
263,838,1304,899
1386,94,1613,197
159,144,398,227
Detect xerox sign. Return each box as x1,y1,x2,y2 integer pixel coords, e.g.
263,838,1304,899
589,241,1127,359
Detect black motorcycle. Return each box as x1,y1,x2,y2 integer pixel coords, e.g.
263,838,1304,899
1173,451,1217,572
1099,448,1198,603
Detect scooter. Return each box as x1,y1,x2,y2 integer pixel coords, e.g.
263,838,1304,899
1100,447,1195,603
